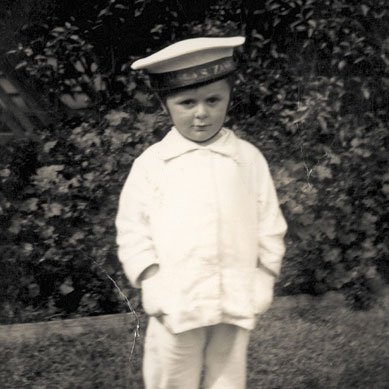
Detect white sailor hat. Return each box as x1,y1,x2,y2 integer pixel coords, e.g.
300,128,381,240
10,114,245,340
131,36,245,91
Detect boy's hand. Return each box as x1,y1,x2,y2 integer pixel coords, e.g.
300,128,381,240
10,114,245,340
140,264,159,282
140,264,164,319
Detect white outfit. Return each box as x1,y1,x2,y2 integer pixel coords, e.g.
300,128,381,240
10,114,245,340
144,318,250,389
116,127,287,388
116,127,287,334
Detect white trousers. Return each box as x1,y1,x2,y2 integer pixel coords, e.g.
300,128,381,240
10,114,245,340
143,317,250,389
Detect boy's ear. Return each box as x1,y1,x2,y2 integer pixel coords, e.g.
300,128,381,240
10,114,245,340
156,94,168,114
161,102,168,114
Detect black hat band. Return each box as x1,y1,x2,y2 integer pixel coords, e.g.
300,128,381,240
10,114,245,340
149,56,236,91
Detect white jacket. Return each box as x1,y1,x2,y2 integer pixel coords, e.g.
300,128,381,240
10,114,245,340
116,127,287,333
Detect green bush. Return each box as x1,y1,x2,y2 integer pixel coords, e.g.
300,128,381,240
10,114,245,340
230,0,389,305
0,106,166,323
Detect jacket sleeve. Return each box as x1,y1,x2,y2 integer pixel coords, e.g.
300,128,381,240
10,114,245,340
116,158,158,288
256,154,287,277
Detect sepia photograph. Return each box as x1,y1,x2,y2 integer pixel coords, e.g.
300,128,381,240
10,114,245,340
0,1,388,388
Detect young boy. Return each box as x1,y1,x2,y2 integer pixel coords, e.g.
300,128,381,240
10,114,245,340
116,36,287,389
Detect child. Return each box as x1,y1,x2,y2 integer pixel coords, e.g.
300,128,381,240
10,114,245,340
116,36,287,389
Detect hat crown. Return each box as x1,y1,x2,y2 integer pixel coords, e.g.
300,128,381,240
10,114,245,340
131,36,245,73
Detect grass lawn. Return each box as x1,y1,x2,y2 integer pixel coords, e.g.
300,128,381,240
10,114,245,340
1,290,388,389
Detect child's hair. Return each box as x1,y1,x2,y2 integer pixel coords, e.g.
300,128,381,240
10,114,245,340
157,73,235,104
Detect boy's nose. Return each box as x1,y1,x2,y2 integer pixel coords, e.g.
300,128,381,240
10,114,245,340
194,104,208,119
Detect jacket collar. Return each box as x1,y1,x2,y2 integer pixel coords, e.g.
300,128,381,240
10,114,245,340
159,127,240,162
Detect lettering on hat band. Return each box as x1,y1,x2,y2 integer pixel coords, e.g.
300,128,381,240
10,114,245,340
150,57,237,91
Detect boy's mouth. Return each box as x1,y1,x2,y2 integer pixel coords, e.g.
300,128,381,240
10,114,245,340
192,124,210,128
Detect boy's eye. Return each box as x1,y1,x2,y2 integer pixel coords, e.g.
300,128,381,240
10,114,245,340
206,96,220,104
179,99,195,107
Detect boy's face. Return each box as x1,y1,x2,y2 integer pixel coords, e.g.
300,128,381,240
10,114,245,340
164,78,231,143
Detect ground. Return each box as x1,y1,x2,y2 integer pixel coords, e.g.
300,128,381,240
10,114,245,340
0,290,388,388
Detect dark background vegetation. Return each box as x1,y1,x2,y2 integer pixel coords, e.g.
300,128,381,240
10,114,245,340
0,0,388,324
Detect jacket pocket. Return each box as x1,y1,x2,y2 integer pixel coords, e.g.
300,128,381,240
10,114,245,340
253,269,275,314
141,273,164,316
222,267,256,317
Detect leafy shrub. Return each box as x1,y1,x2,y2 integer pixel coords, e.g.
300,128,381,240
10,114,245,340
0,105,168,323
190,0,389,306
8,20,108,109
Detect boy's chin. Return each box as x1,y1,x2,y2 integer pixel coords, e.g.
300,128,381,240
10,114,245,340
185,128,223,144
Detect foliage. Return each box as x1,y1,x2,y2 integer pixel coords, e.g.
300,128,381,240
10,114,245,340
0,106,165,323
8,21,108,109
231,0,388,306
0,0,388,322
